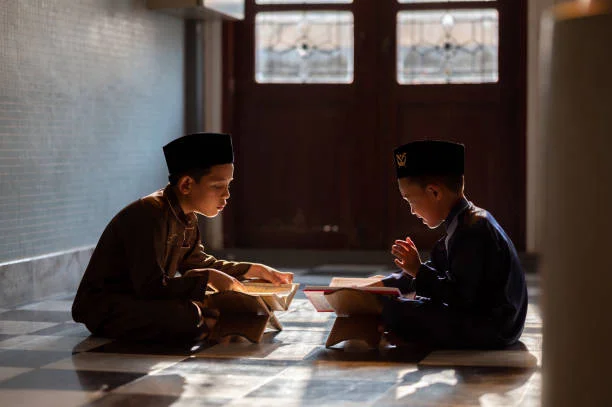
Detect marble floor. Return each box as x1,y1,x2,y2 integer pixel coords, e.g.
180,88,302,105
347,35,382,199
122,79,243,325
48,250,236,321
0,268,541,406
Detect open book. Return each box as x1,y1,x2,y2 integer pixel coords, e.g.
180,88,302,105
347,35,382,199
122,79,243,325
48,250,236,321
241,282,300,311
303,276,403,348
329,276,387,287
206,282,299,312
204,281,300,343
303,277,401,312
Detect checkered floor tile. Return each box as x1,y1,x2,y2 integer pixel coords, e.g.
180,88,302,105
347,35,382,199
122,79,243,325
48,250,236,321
0,270,542,407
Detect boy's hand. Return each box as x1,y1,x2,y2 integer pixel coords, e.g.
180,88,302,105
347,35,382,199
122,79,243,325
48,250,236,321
207,269,246,293
245,264,294,285
391,237,422,277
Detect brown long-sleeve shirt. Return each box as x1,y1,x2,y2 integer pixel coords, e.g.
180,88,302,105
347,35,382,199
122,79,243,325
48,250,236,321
72,185,251,332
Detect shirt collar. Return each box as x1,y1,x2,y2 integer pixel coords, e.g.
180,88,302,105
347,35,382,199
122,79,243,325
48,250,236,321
443,196,470,252
443,196,470,231
163,184,196,226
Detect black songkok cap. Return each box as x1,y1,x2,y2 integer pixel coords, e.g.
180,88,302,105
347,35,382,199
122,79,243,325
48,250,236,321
394,140,465,179
163,133,234,175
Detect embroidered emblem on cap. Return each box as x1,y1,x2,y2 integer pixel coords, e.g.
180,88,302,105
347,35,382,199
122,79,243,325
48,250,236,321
396,152,407,168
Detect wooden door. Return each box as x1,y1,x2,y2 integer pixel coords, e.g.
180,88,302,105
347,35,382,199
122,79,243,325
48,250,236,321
225,0,383,249
224,0,526,251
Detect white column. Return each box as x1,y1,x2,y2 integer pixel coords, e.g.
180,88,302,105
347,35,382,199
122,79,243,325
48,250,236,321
527,0,558,253
538,1,612,405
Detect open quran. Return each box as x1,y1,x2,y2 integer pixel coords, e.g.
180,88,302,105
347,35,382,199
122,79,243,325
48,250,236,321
303,277,401,348
241,282,299,311
304,277,401,312
206,282,299,343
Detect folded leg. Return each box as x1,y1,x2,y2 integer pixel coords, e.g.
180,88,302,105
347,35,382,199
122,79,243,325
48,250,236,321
93,297,209,342
381,297,500,348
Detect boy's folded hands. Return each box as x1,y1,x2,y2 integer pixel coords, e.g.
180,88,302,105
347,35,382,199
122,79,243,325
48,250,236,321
391,237,422,277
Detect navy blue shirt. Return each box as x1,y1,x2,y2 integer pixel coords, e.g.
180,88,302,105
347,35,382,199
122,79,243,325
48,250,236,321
383,197,528,346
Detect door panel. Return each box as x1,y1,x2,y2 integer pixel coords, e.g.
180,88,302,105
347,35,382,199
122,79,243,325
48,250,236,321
234,103,358,248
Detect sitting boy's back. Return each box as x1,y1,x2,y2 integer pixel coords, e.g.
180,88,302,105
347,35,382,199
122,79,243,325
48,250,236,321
415,198,527,346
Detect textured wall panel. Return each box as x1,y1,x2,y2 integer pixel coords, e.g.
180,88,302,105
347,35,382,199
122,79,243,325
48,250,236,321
0,0,184,262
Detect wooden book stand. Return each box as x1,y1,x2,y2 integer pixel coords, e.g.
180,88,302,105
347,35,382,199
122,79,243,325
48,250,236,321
323,288,385,348
206,283,299,343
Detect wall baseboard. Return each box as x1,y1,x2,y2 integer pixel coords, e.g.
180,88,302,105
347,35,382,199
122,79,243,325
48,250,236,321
0,247,93,308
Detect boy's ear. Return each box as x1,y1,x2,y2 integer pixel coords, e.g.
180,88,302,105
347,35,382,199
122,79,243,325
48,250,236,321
177,175,194,195
426,184,442,200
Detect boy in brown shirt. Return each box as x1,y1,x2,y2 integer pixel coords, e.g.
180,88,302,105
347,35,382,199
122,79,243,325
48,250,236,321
72,133,292,341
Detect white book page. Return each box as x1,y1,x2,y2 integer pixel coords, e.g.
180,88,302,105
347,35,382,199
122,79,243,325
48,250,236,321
329,276,384,288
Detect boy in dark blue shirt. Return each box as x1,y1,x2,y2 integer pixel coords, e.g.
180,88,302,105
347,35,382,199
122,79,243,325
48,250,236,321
376,141,527,348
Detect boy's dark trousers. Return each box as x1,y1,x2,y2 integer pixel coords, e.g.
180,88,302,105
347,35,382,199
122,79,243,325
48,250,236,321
87,295,209,342
381,297,504,349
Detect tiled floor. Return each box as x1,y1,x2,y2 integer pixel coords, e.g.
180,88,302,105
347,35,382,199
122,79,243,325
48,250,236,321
0,269,542,406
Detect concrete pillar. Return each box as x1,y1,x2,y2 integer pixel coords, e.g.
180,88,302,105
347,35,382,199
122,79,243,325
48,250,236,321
526,0,557,253
538,1,612,405
202,20,225,250
185,19,225,250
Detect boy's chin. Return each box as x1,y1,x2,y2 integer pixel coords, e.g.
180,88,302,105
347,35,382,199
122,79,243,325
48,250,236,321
196,210,219,218
424,219,444,229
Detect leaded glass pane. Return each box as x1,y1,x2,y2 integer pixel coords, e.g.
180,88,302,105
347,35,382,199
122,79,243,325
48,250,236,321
257,0,351,3
397,9,498,84
255,12,354,84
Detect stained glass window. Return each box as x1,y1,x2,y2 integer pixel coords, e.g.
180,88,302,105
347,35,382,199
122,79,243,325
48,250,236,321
397,9,498,84
255,12,354,83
